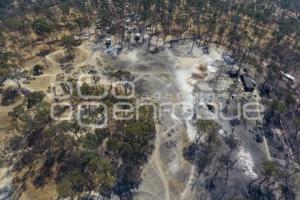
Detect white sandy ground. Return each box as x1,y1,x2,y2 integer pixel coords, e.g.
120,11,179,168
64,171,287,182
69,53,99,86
163,43,225,199
237,146,258,179
164,43,258,198
0,167,12,200
122,50,139,63
165,43,224,141
128,42,258,200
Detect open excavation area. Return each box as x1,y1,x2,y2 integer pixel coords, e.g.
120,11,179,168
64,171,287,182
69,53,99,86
0,1,299,200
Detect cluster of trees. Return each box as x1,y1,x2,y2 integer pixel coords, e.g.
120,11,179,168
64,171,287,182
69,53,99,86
0,51,16,79
106,112,155,196
61,35,81,60
1,0,298,75
9,86,156,199
0,49,23,84
186,117,299,199
184,120,244,199
248,160,300,199
79,83,106,97
184,120,221,181
0,0,94,48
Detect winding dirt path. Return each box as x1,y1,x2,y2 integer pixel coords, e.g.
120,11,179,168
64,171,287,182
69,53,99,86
180,165,196,200
152,124,171,200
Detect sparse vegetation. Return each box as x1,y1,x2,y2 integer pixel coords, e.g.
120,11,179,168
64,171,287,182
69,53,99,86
8,85,155,199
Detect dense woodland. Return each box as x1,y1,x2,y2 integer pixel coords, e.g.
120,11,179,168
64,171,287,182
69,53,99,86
0,0,299,199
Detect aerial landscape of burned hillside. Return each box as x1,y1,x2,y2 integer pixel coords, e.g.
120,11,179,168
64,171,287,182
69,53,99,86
0,0,299,200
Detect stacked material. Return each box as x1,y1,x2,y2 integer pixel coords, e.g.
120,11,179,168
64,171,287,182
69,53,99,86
192,62,208,79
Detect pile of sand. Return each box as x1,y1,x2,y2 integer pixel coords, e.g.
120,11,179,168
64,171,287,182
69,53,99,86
191,62,208,79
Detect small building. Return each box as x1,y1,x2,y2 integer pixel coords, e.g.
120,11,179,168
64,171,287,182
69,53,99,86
143,33,150,42
127,27,133,33
281,71,295,84
125,18,131,25
241,74,256,92
105,26,111,34
105,38,112,48
149,45,158,53
134,33,141,42
228,65,239,78
105,44,122,56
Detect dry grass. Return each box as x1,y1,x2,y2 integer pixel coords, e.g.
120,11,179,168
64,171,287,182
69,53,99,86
19,179,57,200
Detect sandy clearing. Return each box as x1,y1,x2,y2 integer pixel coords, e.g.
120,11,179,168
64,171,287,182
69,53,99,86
237,146,258,179
21,49,64,93
19,180,57,200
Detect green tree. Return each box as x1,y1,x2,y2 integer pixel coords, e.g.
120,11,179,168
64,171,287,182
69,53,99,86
26,91,45,109
61,35,80,60
32,18,53,36
32,18,54,48
86,157,116,192
4,18,22,32
32,64,43,76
